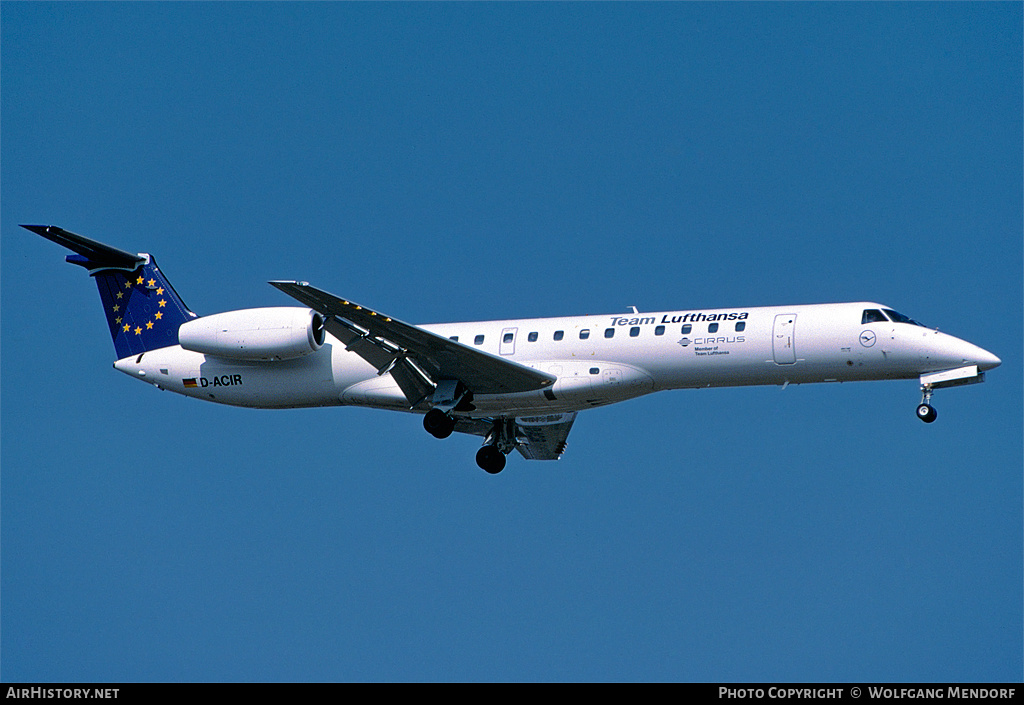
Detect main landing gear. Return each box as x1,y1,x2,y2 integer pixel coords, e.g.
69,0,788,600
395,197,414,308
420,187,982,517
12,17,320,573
916,385,937,423
476,445,506,474
422,410,514,474
423,380,471,439
423,408,456,438
476,419,515,474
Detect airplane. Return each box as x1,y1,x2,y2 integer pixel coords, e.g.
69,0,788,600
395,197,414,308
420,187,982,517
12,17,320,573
23,224,1002,474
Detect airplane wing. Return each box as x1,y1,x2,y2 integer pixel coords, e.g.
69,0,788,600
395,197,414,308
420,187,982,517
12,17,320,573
269,281,556,406
514,412,577,460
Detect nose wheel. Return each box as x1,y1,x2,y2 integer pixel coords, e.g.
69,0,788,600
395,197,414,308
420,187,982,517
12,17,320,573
917,385,937,423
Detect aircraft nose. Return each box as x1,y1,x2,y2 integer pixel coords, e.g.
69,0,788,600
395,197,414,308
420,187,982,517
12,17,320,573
924,332,1001,373
976,347,1001,372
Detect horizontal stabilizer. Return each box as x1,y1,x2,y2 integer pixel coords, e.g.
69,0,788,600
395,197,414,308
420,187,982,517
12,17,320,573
21,224,144,270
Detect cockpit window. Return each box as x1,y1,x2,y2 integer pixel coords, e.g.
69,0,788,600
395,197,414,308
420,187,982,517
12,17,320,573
883,309,924,327
861,309,888,324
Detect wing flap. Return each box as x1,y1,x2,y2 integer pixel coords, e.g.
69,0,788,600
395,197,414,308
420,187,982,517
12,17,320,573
388,358,435,408
515,412,577,461
324,315,396,371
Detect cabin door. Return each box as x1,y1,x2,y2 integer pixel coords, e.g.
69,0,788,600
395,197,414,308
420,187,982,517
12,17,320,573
499,327,518,356
772,314,797,364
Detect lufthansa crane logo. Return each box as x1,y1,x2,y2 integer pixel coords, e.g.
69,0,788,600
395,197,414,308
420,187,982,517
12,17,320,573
859,330,877,347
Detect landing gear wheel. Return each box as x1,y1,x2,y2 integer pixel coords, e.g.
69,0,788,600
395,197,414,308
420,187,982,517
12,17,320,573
916,403,937,423
423,409,455,439
476,445,506,474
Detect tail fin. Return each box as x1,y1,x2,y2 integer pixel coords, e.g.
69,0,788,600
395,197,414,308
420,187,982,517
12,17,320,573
22,225,197,359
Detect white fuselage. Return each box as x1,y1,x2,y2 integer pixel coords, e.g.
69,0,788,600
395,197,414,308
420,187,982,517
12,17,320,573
113,301,1000,417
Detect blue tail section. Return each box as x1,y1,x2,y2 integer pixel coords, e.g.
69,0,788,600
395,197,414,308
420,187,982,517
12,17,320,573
22,225,197,359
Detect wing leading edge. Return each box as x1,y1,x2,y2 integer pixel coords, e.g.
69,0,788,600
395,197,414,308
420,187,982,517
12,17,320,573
270,280,556,406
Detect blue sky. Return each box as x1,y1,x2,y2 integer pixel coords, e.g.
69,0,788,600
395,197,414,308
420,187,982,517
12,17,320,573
2,3,1020,682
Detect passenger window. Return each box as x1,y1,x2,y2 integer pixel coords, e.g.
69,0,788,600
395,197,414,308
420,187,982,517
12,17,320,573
554,330,564,341
682,324,692,334
655,325,665,336
735,322,745,332
708,323,719,333
589,367,599,375
474,334,484,345
630,326,640,337
449,336,459,342
528,332,538,342
580,329,590,340
503,332,514,343
861,309,887,324
604,328,615,339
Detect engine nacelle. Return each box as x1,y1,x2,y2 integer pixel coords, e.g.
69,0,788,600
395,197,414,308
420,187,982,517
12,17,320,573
178,307,326,361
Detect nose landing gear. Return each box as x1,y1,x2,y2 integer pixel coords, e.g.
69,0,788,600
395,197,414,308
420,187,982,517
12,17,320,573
917,385,937,423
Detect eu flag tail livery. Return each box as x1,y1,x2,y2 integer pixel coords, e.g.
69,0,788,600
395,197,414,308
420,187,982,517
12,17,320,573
23,225,196,359
24,225,1001,474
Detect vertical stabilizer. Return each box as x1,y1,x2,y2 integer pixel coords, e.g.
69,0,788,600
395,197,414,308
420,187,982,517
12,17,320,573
22,225,197,358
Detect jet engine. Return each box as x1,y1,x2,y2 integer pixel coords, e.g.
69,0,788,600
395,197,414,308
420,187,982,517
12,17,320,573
178,307,326,361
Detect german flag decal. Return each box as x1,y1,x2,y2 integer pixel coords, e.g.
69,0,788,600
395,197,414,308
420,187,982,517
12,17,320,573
183,378,198,388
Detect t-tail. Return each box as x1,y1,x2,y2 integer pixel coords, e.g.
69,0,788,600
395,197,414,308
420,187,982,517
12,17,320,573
22,225,197,358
